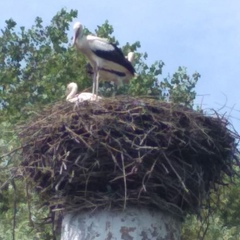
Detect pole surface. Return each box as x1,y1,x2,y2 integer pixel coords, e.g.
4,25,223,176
61,208,181,240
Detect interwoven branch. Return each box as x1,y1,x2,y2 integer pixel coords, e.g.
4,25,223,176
18,97,239,217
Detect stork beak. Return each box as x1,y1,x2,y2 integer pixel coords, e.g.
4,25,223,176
72,36,76,46
72,28,80,46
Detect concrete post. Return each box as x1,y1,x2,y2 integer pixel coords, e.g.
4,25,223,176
61,207,181,240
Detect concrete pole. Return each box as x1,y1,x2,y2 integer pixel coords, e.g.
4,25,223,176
61,207,181,240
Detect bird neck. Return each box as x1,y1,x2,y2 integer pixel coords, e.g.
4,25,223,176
66,85,78,100
76,34,87,49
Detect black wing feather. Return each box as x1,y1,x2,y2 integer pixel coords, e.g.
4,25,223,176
93,43,135,75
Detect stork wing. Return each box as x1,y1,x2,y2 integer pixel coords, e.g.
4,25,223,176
87,35,115,52
87,36,135,75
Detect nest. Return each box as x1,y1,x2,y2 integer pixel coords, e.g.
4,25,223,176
18,97,239,217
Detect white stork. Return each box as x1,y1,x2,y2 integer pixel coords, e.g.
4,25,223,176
66,82,102,102
72,22,135,97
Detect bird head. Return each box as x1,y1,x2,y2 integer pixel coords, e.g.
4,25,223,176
127,52,135,63
72,22,83,46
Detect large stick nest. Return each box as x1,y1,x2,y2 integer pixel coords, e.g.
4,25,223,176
19,97,239,216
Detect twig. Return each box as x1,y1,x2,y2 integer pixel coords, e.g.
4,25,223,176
121,151,127,210
162,151,189,193
25,181,34,227
138,160,157,198
65,126,94,151
0,144,28,159
11,179,16,240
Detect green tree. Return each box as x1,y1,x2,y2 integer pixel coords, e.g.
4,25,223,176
181,169,240,240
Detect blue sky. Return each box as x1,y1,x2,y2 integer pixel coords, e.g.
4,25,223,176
0,0,240,132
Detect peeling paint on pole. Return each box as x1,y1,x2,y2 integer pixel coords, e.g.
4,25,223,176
61,208,181,240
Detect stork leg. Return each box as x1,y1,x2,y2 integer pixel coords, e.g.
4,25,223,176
96,70,100,100
92,66,97,95
92,73,96,95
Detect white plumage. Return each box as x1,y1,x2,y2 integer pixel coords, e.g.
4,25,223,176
126,52,135,63
72,22,135,97
66,82,102,102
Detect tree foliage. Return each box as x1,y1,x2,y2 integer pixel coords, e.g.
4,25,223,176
1,7,237,240
181,172,240,239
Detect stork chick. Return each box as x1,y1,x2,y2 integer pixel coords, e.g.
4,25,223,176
66,82,101,102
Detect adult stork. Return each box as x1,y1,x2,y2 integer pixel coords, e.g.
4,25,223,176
66,82,102,102
72,22,135,97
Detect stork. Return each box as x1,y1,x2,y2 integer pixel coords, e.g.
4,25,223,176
85,51,135,87
72,22,135,97
66,82,102,102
